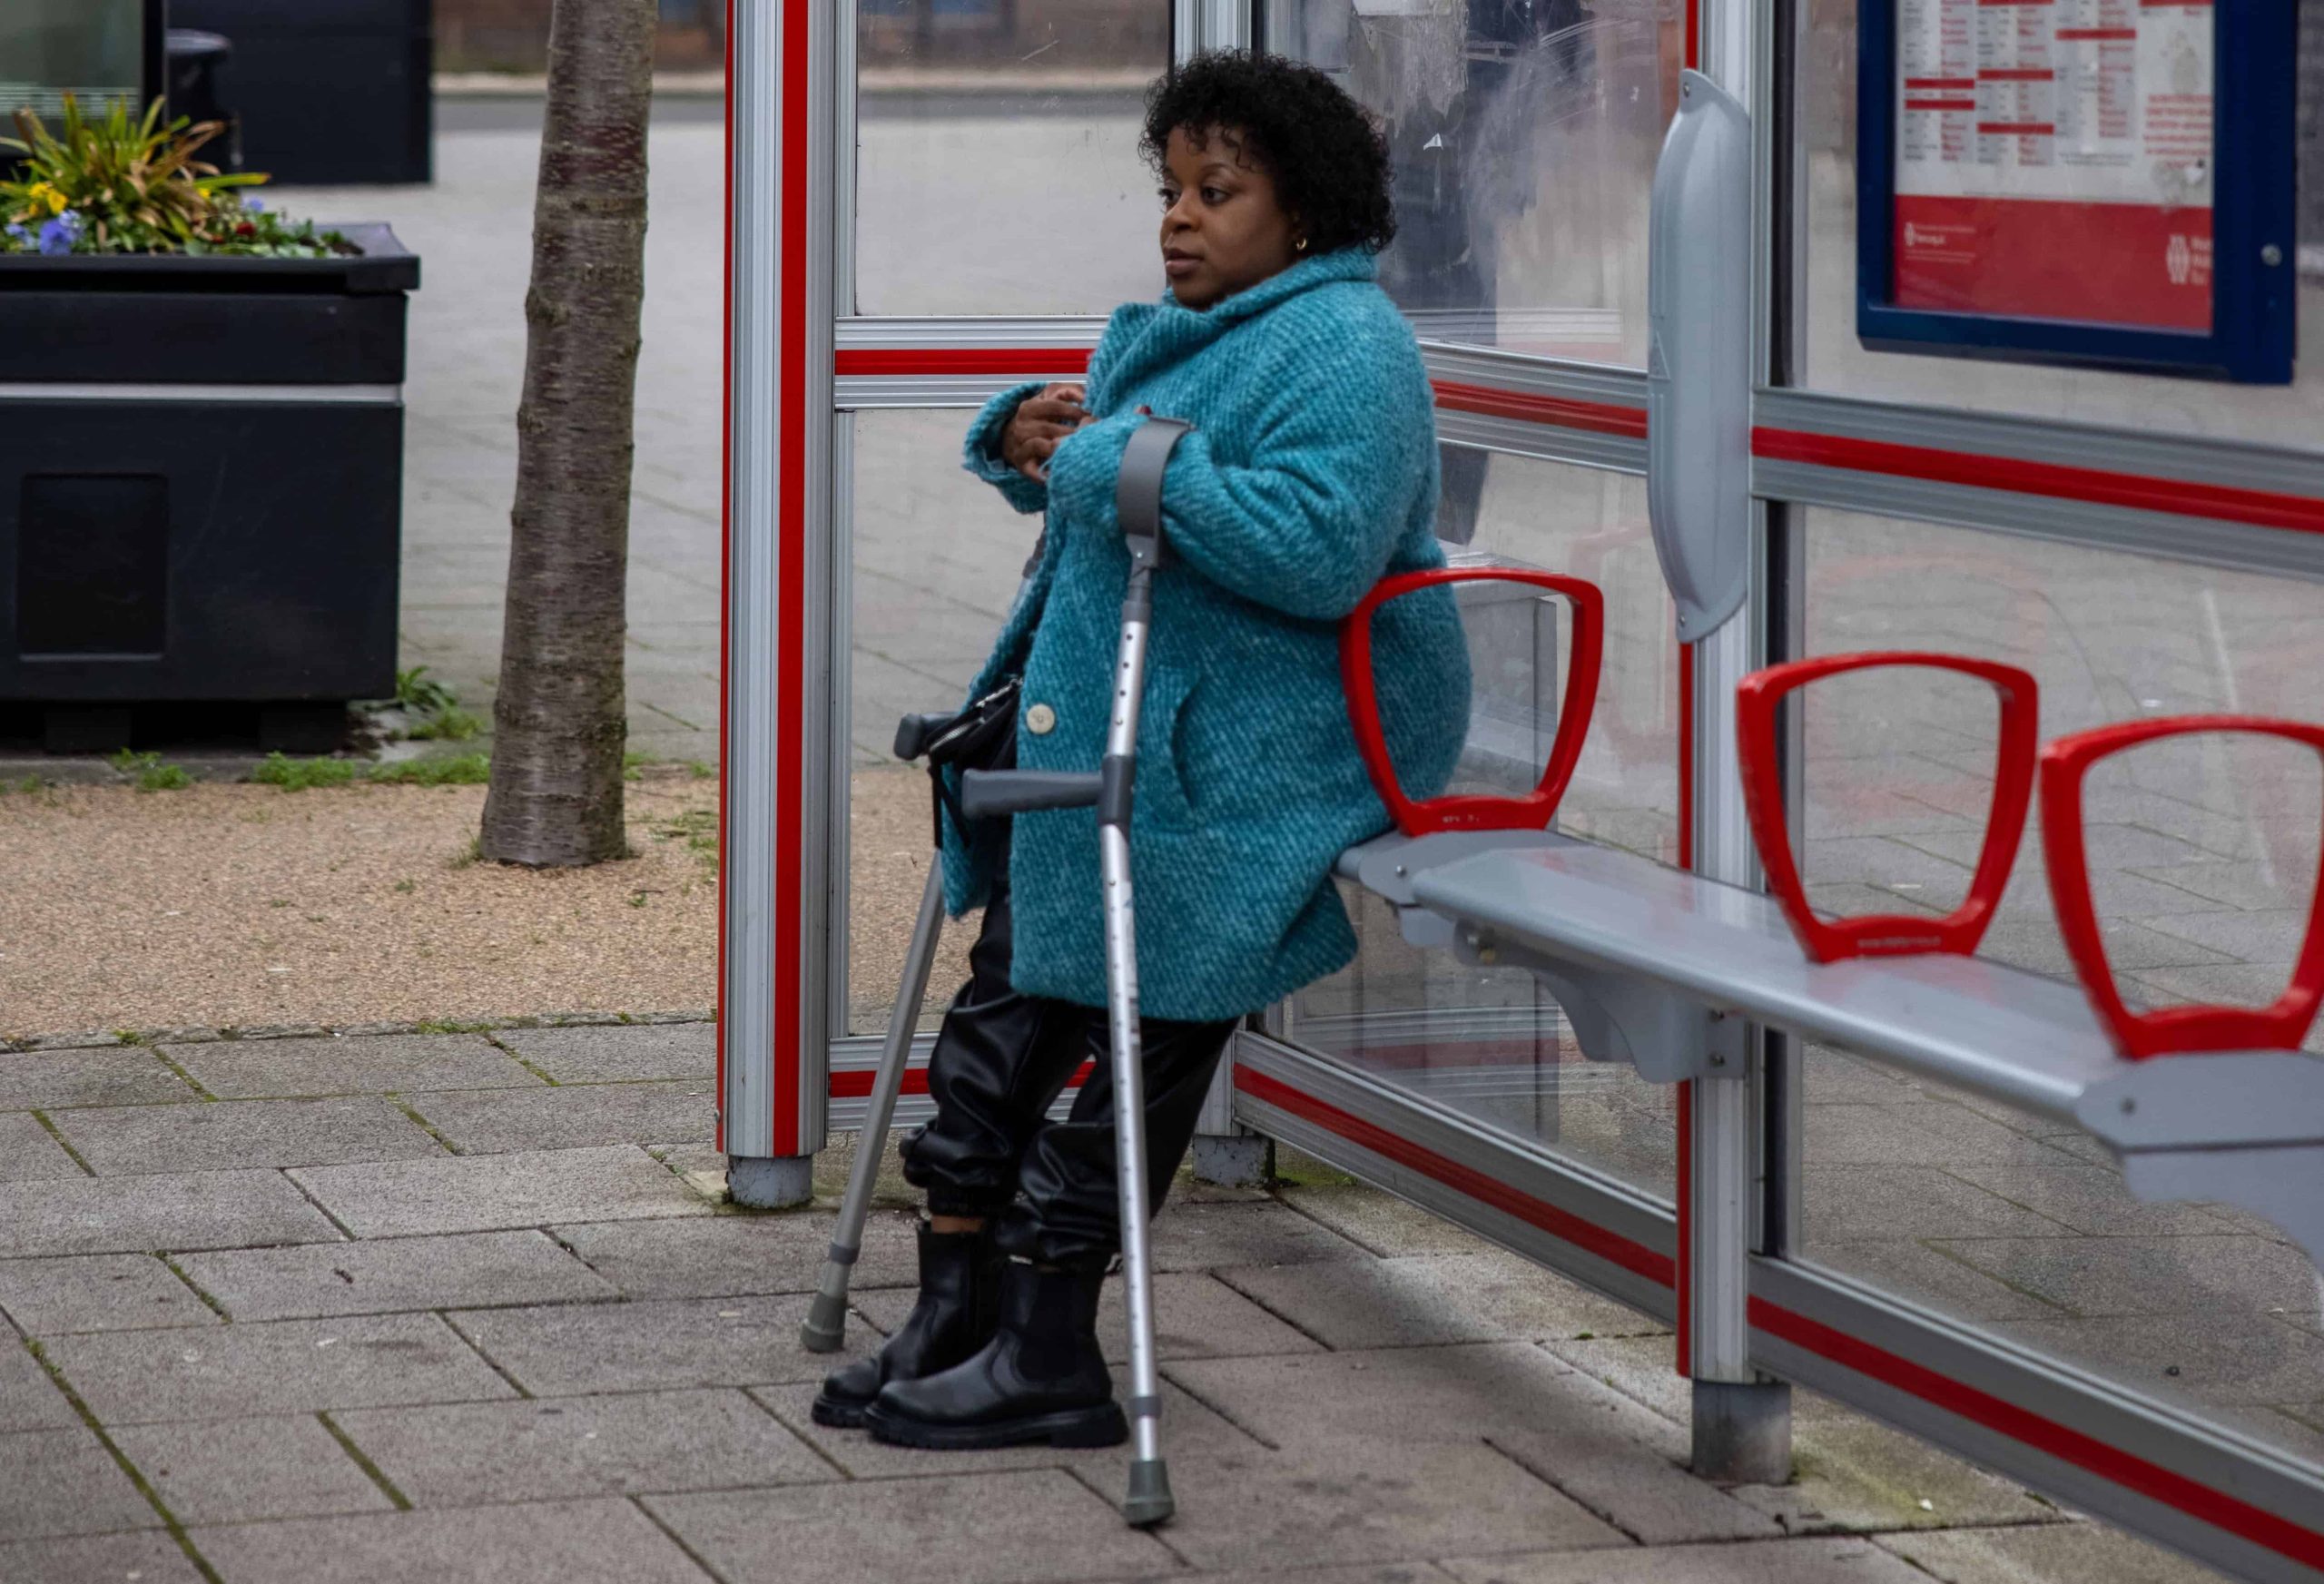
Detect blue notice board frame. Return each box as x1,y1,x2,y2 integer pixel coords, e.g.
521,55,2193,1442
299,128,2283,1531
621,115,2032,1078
1856,0,2298,385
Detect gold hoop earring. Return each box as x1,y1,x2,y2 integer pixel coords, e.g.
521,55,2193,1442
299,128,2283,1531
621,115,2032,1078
1295,236,1309,253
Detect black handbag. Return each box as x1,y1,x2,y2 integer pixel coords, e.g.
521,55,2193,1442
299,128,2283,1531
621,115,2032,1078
905,674,1021,841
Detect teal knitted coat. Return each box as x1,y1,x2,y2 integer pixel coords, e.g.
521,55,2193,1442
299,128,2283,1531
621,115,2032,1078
944,247,1471,1021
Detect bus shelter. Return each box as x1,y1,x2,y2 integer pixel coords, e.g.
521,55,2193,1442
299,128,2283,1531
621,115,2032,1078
719,1,2324,1576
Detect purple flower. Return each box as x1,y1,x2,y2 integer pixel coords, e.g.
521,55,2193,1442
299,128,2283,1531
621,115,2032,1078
242,196,265,213
2,221,27,247
35,212,82,255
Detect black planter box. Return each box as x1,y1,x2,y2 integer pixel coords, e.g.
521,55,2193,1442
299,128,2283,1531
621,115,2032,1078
0,225,419,750
171,0,433,186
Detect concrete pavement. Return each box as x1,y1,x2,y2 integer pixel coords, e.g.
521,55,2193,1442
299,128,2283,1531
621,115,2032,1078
0,1018,2228,1584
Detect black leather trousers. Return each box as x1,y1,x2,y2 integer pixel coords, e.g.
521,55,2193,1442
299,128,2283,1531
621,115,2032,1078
898,836,1236,1272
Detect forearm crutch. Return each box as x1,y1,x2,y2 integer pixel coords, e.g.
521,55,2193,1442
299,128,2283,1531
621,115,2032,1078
960,415,1192,1528
800,709,964,1354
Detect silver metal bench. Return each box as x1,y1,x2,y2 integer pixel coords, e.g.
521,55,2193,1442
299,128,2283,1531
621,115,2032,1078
1339,828,2324,1281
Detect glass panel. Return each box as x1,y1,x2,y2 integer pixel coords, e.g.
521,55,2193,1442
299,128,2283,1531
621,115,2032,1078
1,0,142,120
1794,1,2324,447
854,1,1171,315
845,409,1038,1034
1796,504,2324,1475
1293,447,1681,1197
1268,0,1685,362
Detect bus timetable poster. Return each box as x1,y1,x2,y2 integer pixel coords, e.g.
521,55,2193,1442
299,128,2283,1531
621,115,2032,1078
1893,0,2215,332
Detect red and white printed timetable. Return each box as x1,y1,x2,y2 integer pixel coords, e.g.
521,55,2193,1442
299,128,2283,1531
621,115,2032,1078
1893,0,2216,331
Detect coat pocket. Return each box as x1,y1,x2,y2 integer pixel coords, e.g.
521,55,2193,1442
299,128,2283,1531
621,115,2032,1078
1134,660,1200,831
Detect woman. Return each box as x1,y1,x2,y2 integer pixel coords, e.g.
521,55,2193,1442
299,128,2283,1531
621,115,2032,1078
817,49,1469,1452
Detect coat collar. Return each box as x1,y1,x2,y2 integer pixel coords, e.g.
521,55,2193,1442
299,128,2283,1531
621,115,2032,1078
1093,248,1379,405
1165,244,1377,324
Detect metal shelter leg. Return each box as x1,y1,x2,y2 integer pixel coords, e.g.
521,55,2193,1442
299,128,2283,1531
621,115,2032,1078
729,1156,815,1209
1654,0,1790,1487
1191,1056,1271,1187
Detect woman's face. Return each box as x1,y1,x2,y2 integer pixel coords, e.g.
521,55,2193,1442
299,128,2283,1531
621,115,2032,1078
1157,124,1302,310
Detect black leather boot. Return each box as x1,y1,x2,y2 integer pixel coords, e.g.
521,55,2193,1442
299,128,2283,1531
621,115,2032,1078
812,1222,1001,1429
862,1259,1125,1451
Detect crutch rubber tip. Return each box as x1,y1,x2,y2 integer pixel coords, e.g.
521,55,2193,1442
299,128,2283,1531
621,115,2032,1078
1122,1459,1175,1528
799,1289,850,1353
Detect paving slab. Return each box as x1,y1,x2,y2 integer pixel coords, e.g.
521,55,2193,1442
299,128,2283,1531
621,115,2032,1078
1803,1104,2078,1168
0,1426,159,1541
0,1254,220,1336
0,1170,342,1258
165,1033,539,1099
1533,1335,2062,1529
175,1230,614,1322
854,1269,1323,1363
1272,1182,1498,1256
0,1339,78,1432
1156,1439,1625,1571
44,1313,517,1424
1933,1235,2324,1319
111,1414,396,1525
1797,1239,2071,1323
0,1048,196,1112
492,1023,716,1083
1731,1409,2058,1533
1481,1381,1782,1545
753,1372,1267,1479
1994,1311,2324,1407
1171,1560,1459,1569
553,1211,919,1299
1165,1335,1770,1546
0,1530,204,1584
1879,1520,2229,1584
1799,1048,1936,1105
1215,1251,1655,1350
1148,1200,1373,1273
0,1114,85,1182
641,1468,1176,1584
448,1294,852,1396
1536,1335,1692,1422
1935,1162,2233,1237
1438,1536,1932,1584
1796,1166,2071,1244
289,1146,710,1237
48,1097,445,1176
1169,1342,1627,1451
191,1497,714,1584
336,1388,832,1505
409,1080,715,1155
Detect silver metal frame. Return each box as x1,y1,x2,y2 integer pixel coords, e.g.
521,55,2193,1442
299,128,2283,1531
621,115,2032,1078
724,0,840,1179
1751,387,2324,583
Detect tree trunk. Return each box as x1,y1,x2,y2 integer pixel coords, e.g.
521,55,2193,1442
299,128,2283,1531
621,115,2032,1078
480,0,656,866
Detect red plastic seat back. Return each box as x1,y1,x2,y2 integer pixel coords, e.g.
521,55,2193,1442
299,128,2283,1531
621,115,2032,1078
1342,567,1605,835
2041,716,2324,1058
1737,652,2040,963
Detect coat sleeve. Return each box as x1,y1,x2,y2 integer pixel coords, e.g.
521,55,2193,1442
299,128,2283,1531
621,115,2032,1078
960,379,1051,515
1046,311,1433,622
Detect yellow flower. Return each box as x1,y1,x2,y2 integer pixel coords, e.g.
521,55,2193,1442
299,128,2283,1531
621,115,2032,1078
26,182,66,215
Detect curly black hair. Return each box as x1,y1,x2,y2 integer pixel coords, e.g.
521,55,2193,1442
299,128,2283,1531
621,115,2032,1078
1140,50,1396,256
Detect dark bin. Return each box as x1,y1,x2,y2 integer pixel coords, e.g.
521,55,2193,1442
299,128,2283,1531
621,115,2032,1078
167,0,431,185
164,29,240,168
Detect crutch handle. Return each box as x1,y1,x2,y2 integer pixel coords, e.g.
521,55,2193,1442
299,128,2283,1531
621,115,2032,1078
892,710,959,763
960,768,1102,820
